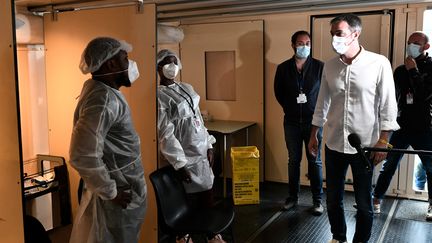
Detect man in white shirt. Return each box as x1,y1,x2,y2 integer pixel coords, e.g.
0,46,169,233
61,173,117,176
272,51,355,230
308,14,399,243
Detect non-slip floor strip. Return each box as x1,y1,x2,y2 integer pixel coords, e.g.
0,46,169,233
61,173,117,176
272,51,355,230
244,210,284,243
376,199,399,243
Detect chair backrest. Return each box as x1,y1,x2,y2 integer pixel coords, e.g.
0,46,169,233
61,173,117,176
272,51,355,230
150,166,189,229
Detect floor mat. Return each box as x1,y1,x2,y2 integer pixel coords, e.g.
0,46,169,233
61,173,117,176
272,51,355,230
159,180,432,243
251,205,331,243
382,218,432,243
249,205,388,243
394,199,429,222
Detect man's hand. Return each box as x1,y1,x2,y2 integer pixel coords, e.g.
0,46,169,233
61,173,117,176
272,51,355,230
177,166,192,183
308,138,318,157
111,189,132,209
308,126,320,157
372,131,392,166
405,56,417,70
207,148,214,168
370,141,388,166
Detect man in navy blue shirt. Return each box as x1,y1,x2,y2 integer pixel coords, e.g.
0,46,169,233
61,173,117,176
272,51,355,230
274,30,324,215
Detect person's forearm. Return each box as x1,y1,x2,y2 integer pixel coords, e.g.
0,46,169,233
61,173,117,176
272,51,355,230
310,125,321,139
378,130,392,144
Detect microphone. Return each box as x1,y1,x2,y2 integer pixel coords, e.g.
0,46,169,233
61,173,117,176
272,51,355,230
348,133,372,172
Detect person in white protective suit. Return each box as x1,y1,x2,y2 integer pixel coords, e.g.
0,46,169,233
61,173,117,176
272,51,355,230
157,49,226,243
69,37,147,243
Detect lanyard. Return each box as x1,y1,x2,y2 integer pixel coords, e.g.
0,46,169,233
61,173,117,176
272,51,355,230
168,83,196,117
297,71,305,93
295,60,306,93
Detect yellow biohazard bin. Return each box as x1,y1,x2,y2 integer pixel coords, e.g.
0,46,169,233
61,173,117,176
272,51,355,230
230,146,260,205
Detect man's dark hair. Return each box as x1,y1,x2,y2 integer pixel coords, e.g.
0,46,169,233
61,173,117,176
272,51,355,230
291,30,311,45
330,13,362,33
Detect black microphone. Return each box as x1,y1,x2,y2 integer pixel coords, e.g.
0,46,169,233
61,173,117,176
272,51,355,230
348,133,372,172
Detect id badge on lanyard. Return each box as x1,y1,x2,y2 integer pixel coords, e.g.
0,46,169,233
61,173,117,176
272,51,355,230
297,92,307,104
297,76,307,104
406,92,413,104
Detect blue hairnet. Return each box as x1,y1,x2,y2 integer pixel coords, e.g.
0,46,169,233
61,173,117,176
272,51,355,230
80,37,132,74
156,49,182,69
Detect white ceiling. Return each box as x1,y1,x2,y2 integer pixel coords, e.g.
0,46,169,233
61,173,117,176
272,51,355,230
14,0,432,22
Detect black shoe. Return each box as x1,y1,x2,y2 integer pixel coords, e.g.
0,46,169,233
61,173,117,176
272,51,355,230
282,198,298,210
312,202,324,216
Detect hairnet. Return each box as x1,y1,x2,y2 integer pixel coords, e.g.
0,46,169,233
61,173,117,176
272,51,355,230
79,37,132,74
156,49,182,69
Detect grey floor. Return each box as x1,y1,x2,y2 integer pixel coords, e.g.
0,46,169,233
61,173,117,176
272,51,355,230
48,179,432,243
226,180,432,243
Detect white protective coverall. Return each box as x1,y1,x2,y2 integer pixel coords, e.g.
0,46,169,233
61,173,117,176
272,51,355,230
69,79,147,243
158,81,216,193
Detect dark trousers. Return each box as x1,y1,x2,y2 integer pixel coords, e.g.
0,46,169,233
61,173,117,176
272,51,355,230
284,121,323,203
374,129,432,203
325,146,373,243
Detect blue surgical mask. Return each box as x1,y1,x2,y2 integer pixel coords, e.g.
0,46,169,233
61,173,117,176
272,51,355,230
407,43,422,58
296,45,310,59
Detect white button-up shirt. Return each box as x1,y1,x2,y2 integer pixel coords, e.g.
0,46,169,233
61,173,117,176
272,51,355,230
312,47,400,154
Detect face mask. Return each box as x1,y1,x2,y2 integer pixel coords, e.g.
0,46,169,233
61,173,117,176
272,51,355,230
407,43,422,58
162,63,179,79
92,59,139,84
332,35,350,55
295,45,310,59
127,59,139,84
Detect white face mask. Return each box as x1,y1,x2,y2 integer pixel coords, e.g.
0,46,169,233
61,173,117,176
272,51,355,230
93,59,139,84
407,43,422,58
162,63,179,79
332,35,350,55
295,45,311,59
128,59,139,84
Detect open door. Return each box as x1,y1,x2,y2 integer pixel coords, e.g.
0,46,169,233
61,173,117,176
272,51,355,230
43,4,157,242
179,20,264,181
0,1,25,242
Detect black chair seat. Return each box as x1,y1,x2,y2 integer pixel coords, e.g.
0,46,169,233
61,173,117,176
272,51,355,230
150,166,235,241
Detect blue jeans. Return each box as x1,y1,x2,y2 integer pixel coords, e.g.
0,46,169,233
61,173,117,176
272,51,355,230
374,129,432,203
284,121,323,203
325,146,373,243
415,162,426,190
